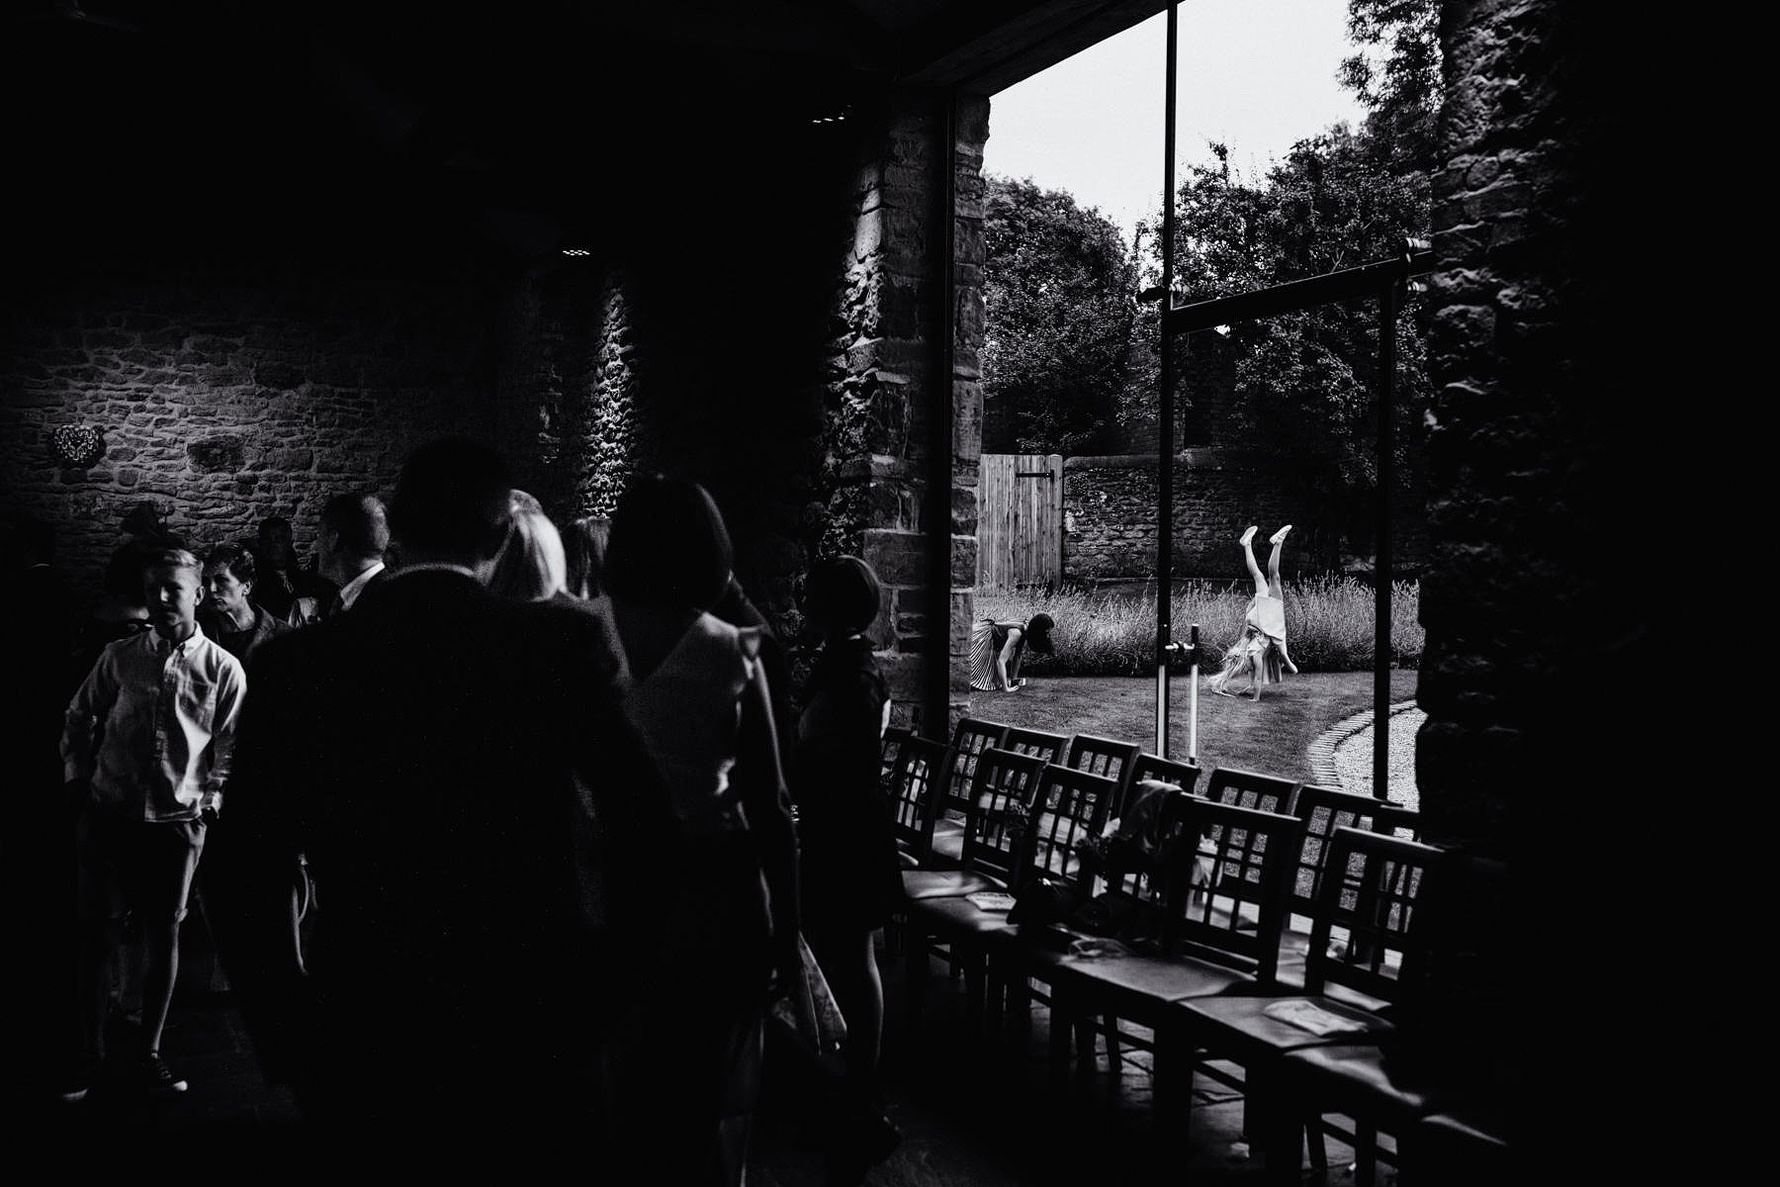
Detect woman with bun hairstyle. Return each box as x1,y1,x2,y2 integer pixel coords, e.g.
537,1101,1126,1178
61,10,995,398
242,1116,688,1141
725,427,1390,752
794,555,904,1183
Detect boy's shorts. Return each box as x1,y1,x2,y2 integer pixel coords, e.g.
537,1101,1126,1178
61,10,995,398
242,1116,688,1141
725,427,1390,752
76,811,208,925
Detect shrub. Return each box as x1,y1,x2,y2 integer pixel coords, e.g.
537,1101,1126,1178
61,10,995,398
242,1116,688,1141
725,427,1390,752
976,578,1421,677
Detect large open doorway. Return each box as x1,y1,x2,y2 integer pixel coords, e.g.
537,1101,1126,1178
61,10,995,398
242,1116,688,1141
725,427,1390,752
973,1,1432,804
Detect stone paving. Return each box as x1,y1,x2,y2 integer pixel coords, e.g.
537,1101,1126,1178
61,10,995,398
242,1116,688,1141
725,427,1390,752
1309,699,1423,810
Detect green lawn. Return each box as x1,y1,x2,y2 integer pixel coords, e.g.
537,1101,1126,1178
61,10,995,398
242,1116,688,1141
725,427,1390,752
960,668,1419,789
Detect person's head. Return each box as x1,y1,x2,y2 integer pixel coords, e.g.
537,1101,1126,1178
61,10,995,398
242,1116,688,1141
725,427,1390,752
1024,612,1055,655
257,516,296,568
806,554,882,641
318,492,390,586
143,548,204,642
388,437,514,570
202,542,258,620
486,493,568,602
121,500,167,542
563,515,611,600
603,472,733,613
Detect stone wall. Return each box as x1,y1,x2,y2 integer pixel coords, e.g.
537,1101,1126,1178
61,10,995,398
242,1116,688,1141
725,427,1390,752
1061,449,1429,584
832,91,991,734
1418,2,1637,856
2,253,495,603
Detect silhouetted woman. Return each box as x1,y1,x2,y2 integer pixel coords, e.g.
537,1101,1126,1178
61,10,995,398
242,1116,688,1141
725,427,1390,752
795,555,903,1182
602,472,800,1187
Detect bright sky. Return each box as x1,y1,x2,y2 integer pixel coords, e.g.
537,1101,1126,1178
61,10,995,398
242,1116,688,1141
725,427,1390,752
983,1,1369,246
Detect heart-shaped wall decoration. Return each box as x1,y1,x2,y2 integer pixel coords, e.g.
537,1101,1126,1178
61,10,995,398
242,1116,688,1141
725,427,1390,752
51,424,106,468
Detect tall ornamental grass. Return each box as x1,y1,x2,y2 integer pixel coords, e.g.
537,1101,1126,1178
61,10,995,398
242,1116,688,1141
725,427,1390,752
976,577,1421,677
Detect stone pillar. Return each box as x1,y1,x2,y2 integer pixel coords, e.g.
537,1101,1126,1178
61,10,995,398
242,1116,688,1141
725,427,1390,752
825,90,988,736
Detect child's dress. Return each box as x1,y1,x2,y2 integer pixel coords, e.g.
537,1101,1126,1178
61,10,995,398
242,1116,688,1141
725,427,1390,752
1209,594,1290,692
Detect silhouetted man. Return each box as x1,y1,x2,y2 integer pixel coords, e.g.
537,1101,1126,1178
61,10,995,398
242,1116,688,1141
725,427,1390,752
205,437,683,1166
315,493,389,617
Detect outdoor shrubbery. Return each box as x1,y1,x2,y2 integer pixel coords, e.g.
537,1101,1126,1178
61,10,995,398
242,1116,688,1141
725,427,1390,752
977,577,1422,677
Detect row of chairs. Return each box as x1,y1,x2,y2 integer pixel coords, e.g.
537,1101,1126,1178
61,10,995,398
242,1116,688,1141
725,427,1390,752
877,717,1509,1185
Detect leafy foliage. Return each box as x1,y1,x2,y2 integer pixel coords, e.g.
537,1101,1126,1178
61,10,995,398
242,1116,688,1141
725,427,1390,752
1119,0,1441,559
981,176,1142,454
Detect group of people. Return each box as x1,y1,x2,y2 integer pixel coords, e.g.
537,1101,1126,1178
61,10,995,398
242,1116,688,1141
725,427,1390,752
18,439,912,1181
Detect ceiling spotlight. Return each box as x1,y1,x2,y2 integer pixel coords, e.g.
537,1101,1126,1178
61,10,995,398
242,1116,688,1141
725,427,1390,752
561,248,590,257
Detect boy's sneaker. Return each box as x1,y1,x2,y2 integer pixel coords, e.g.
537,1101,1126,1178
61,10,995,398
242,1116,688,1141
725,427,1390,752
141,1052,188,1094
58,1057,97,1104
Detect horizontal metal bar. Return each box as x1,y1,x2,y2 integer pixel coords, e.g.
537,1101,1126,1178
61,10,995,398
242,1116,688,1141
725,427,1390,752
1164,249,1435,335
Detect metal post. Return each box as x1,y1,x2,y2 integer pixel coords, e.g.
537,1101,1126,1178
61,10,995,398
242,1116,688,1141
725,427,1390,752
1187,622,1199,762
1154,1,1178,757
1373,278,1398,799
927,90,957,743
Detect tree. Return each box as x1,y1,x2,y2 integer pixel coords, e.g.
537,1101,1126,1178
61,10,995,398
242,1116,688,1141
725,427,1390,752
1119,0,1441,568
981,176,1141,455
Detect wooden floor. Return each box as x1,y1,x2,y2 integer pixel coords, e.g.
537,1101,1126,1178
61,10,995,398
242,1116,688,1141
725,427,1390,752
14,919,1385,1185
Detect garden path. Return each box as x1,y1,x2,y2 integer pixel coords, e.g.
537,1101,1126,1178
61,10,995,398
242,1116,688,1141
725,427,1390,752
1312,699,1423,810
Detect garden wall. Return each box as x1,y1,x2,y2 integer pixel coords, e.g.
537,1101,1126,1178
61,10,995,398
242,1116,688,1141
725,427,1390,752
1060,449,1429,585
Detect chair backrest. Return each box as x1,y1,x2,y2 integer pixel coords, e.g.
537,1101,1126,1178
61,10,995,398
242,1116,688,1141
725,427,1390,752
1202,765,1300,815
1022,762,1120,891
879,725,913,791
1061,732,1142,814
1163,797,1307,983
889,734,949,860
1301,826,1447,1007
956,746,1050,888
940,717,1011,823
1002,725,1069,765
1287,783,1423,921
1129,752,1203,798
1096,781,1198,903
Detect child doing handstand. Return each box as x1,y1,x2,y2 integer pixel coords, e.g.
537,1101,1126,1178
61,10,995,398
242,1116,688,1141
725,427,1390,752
1208,524,1298,700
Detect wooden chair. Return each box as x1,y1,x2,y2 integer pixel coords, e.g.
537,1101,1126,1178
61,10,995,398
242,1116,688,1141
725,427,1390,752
926,718,1011,865
879,724,913,798
888,733,949,868
1001,725,1069,765
1202,764,1300,814
1286,785,1421,925
1168,827,1449,1177
1269,846,1512,1186
901,747,1050,1029
1058,732,1142,817
1012,797,1306,1088
1129,752,1203,799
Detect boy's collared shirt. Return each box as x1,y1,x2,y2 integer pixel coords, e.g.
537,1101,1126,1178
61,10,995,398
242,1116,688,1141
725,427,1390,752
61,623,246,821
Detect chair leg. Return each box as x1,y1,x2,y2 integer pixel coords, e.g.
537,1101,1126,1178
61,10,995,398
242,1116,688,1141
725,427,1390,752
1250,1067,1305,1187
1355,1121,1378,1186
904,928,928,1024
1102,1014,1122,1076
1305,1115,1328,1172
1150,1024,1191,1133
1047,986,1074,1083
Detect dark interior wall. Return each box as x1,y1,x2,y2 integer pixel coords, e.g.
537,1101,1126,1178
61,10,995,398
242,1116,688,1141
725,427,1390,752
2,241,498,606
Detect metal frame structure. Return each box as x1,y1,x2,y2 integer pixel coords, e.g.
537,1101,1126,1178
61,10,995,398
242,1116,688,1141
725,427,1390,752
1150,1,1434,797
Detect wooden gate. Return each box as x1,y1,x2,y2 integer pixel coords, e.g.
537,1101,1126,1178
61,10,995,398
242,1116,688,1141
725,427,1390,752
976,453,1063,590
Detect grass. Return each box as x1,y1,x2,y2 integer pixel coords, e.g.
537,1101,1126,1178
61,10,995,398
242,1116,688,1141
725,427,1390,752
965,669,1420,792
976,578,1423,678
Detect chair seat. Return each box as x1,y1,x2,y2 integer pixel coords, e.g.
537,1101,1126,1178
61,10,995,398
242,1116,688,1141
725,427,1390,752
901,868,1003,901
904,893,1020,940
1173,993,1396,1061
1280,1042,1446,1121
1024,948,1256,1023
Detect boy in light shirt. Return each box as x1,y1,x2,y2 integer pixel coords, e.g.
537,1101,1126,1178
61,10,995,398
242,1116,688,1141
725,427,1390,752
59,547,245,1103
